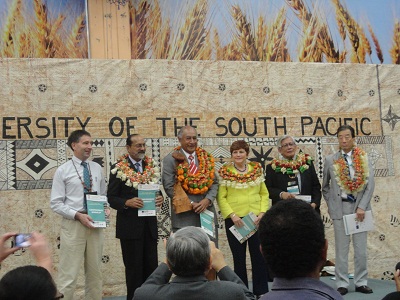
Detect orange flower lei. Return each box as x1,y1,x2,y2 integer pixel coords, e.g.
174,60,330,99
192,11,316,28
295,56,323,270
111,154,160,188
333,147,369,194
218,161,264,189
175,146,215,195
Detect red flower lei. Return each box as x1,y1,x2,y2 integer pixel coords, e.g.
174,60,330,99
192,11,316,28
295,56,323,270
175,146,215,195
218,161,264,189
333,147,369,193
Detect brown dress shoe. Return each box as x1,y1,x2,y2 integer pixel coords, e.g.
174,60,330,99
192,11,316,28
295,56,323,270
356,285,373,294
337,287,348,295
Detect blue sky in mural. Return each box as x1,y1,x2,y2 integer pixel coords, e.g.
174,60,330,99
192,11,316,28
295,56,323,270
0,0,86,30
163,0,400,64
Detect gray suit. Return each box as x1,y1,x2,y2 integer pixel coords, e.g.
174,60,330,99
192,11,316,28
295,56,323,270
322,150,374,289
162,149,219,240
133,263,256,300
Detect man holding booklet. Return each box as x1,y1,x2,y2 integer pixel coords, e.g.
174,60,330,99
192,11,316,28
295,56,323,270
265,135,322,213
107,134,163,300
322,125,375,296
217,140,270,298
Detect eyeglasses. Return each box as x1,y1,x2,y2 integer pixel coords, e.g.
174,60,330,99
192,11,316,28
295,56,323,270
280,142,295,149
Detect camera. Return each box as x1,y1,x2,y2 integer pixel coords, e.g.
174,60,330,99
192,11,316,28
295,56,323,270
13,233,32,247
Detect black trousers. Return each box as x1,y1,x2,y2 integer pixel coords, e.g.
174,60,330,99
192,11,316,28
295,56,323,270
225,218,269,295
120,221,158,300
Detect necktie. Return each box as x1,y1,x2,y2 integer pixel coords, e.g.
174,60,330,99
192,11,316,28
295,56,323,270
81,161,91,192
343,154,356,202
188,155,198,174
135,162,142,173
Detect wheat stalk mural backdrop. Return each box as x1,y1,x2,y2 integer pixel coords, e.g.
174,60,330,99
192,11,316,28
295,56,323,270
0,0,87,58
0,0,399,63
128,0,399,64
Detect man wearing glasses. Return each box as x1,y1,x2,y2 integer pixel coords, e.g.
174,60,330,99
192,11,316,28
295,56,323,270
107,134,164,300
265,135,321,213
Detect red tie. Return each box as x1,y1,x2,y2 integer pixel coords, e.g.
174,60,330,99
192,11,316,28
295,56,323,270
188,155,198,174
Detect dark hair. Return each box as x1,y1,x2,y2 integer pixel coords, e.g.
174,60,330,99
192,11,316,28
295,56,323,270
67,130,91,150
258,199,325,278
230,140,250,155
336,125,355,138
0,265,57,300
382,292,400,300
166,226,210,277
126,134,140,146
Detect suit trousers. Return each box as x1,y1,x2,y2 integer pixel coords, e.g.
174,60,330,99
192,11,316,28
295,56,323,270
225,218,269,295
120,220,158,300
333,201,368,289
58,218,104,300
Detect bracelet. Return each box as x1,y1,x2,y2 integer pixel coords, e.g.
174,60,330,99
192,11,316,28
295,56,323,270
230,213,236,218
279,192,284,199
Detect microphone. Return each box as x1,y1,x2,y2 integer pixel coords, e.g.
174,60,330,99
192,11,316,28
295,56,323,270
395,262,400,271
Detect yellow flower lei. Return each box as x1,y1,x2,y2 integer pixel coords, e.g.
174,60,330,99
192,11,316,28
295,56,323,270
111,154,160,189
218,161,264,189
333,147,369,194
175,146,215,195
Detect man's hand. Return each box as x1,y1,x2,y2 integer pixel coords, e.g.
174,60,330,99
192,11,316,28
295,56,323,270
125,197,144,209
75,212,95,228
310,203,317,209
192,198,210,214
281,192,296,200
155,195,164,207
356,207,366,222
0,232,19,263
210,241,227,272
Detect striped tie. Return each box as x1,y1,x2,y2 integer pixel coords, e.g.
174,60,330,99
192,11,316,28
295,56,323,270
188,155,198,174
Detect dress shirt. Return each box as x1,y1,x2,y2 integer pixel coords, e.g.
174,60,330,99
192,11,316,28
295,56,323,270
128,156,143,172
340,150,356,199
182,149,197,164
50,156,106,220
261,277,343,300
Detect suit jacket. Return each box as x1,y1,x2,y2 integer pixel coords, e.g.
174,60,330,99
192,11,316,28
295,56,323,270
265,161,321,212
322,151,375,220
107,158,158,239
162,148,218,229
133,263,256,300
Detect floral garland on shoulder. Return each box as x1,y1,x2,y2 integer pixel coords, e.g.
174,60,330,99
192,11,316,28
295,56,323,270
271,152,313,174
111,154,160,189
175,146,215,195
333,147,369,194
218,161,264,189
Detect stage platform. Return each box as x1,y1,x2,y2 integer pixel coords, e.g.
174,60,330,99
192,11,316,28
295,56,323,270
104,277,397,299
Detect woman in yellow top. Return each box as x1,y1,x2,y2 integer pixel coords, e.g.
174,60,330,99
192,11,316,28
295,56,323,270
217,140,270,297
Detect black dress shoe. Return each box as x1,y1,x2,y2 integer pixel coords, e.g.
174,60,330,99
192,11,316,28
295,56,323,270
337,287,348,295
356,285,373,294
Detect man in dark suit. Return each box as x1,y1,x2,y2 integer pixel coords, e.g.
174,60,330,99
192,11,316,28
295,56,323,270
107,134,163,300
265,135,321,213
133,226,256,300
162,126,218,241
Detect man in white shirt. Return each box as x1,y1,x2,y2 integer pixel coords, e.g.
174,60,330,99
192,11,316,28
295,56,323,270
51,130,106,300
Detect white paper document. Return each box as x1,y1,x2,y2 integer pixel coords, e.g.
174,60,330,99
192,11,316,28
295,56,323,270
295,195,311,203
343,210,374,235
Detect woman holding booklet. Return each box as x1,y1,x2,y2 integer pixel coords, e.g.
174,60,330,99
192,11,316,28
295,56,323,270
217,140,270,297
